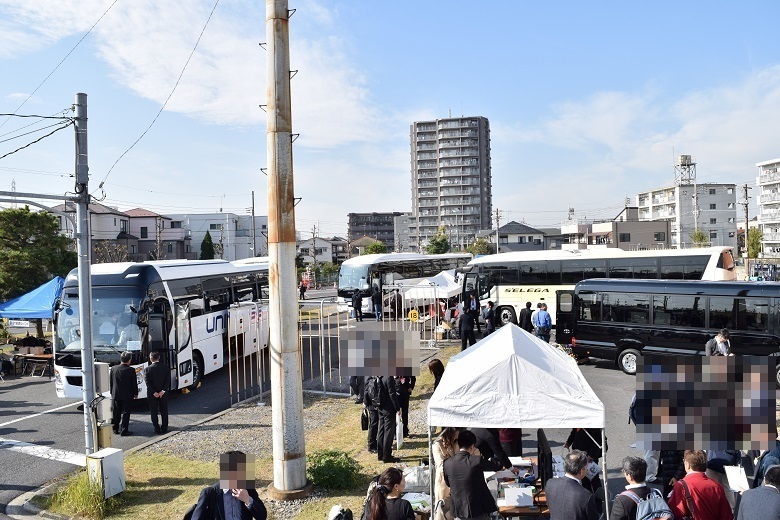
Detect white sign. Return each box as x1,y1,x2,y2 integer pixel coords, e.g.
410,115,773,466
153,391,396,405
9,320,31,327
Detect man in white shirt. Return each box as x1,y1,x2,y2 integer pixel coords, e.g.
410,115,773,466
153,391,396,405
545,450,600,520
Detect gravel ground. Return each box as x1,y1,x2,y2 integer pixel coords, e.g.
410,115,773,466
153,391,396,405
140,341,451,519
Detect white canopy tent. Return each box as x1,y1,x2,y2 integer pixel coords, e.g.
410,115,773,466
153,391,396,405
404,270,461,301
426,324,609,517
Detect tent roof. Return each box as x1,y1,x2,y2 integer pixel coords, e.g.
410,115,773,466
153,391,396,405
427,324,604,429
0,277,64,319
404,270,461,300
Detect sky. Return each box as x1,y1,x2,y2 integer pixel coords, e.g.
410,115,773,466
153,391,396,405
1,1,779,239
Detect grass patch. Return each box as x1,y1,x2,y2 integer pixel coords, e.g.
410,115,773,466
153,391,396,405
49,471,123,519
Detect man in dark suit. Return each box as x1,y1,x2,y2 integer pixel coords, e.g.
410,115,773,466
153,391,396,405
459,311,476,351
443,429,502,520
467,293,481,333
395,375,416,438
376,376,401,463
472,427,514,470
192,451,267,520
518,302,533,333
545,450,600,520
110,351,139,436
736,464,780,519
611,456,653,520
143,351,170,434
363,376,380,454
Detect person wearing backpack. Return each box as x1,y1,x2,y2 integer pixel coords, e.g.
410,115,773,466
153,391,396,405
611,456,673,520
363,377,381,454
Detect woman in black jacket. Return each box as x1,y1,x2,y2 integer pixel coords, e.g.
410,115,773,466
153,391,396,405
362,468,415,520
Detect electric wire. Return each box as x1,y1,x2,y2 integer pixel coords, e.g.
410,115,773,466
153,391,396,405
0,109,72,139
98,0,222,190
0,120,73,145
0,0,120,131
0,121,74,161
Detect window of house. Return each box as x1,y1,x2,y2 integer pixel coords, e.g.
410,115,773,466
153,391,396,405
728,218,735,223
210,223,220,230
499,237,508,244
727,188,733,194
728,202,735,209
709,204,716,210
517,236,525,244
113,218,116,226
186,245,192,253
171,221,182,229
729,232,735,238
120,220,128,232
619,233,631,242
654,232,666,241
710,218,717,224
300,248,309,255
167,244,173,253
709,189,716,195
131,245,136,254
710,231,717,239
140,227,148,239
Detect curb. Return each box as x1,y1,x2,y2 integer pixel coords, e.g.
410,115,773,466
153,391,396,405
4,394,268,519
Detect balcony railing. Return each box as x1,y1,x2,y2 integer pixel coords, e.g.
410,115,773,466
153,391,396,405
762,232,780,242
760,192,780,204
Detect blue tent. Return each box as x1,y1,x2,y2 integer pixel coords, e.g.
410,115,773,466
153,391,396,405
0,277,65,319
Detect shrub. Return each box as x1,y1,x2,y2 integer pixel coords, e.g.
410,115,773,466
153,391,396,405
49,471,122,519
306,449,362,489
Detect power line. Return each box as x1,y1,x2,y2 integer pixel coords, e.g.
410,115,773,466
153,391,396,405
0,0,120,131
0,121,74,161
98,0,222,190
0,120,72,145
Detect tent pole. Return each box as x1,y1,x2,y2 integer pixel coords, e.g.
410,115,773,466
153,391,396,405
428,425,434,505
602,427,609,519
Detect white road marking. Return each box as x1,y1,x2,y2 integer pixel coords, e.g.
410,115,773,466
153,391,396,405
0,437,86,466
0,401,81,428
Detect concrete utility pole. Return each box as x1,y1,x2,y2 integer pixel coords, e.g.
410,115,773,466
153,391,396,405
74,92,97,455
251,191,257,256
741,183,752,278
494,208,500,254
265,0,310,499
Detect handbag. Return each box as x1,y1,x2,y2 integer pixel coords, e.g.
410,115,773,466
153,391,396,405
679,479,696,520
361,408,368,431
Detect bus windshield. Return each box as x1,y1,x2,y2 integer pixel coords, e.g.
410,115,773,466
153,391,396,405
338,264,370,292
56,286,146,353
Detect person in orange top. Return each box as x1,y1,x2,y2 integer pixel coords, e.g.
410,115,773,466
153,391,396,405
667,450,733,520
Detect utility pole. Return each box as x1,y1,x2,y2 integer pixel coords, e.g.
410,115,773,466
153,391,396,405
494,208,500,254
251,190,257,256
741,183,752,278
74,93,96,455
265,0,310,499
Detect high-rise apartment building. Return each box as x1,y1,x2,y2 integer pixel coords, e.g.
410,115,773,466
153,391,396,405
756,157,780,257
409,116,492,250
347,212,406,251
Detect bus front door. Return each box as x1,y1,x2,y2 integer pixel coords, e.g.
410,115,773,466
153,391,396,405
556,290,575,345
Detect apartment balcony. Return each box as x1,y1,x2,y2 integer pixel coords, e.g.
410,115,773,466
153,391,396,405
440,188,481,196
416,124,436,132
440,167,479,177
417,152,437,160
638,198,649,207
419,201,438,207
417,171,437,179
652,196,675,205
418,190,438,198
759,192,780,204
652,210,677,219
439,148,478,158
419,210,438,217
439,139,478,148
418,181,437,188
439,130,478,138
415,133,436,141
417,143,436,151
761,210,780,222
440,197,480,206
441,208,480,216
762,232,780,242
418,161,437,168
440,158,479,167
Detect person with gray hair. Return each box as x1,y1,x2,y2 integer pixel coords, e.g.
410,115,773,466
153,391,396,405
545,450,599,520
610,456,653,520
735,464,780,519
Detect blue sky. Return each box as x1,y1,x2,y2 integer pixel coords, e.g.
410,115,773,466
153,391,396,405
1,1,779,238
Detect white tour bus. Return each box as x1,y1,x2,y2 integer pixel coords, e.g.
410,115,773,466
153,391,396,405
461,247,736,327
53,258,270,399
337,253,472,314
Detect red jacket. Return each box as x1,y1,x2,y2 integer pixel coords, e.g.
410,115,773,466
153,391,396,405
668,472,733,520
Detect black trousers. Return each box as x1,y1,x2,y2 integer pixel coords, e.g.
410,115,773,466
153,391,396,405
149,393,169,432
354,306,363,321
469,309,481,332
398,391,410,437
501,439,523,457
377,408,397,461
366,406,379,451
461,330,476,351
112,398,132,433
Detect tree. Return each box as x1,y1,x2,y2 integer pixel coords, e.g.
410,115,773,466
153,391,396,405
425,226,451,255
321,261,339,279
200,231,215,260
149,216,165,260
747,227,763,259
0,206,77,301
688,229,710,248
466,237,492,256
364,241,387,255
94,241,129,263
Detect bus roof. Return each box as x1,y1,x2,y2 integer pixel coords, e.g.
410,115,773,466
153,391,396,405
575,278,780,297
66,259,268,285
468,246,731,266
340,252,472,266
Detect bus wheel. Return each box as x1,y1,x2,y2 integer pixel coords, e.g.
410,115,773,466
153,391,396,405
617,348,641,375
497,307,517,327
190,352,204,390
